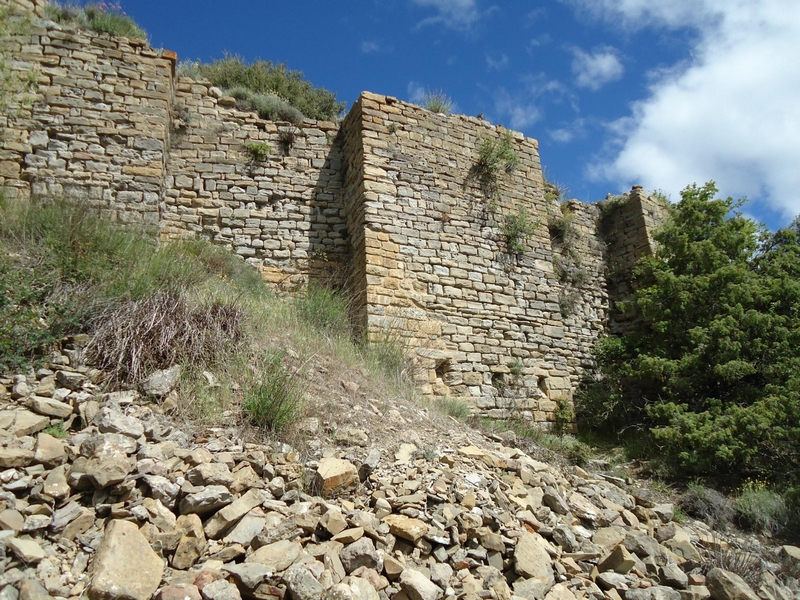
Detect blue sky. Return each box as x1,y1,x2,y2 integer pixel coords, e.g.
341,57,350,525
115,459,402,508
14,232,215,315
113,0,800,230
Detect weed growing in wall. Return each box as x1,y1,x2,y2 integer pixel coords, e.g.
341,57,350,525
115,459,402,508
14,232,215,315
243,141,273,162
421,89,453,115
470,131,519,200
500,206,539,254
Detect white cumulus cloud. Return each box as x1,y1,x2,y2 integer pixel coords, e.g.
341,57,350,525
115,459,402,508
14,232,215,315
571,46,624,90
575,0,800,219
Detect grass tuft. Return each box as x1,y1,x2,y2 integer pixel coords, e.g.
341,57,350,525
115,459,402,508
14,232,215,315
294,283,350,336
242,351,304,432
734,479,789,536
421,88,453,114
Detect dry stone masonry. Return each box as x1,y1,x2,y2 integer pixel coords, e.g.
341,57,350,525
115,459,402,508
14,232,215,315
0,0,669,424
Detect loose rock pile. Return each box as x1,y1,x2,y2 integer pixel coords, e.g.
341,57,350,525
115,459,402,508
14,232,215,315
1,357,798,600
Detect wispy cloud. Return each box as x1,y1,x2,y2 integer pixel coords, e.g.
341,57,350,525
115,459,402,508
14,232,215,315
411,0,483,31
407,81,427,104
578,0,800,219
571,46,624,90
494,89,543,130
548,118,586,143
361,41,381,54
527,33,552,49
485,53,509,71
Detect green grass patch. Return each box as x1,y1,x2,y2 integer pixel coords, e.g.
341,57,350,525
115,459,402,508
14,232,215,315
436,397,471,420
294,283,350,336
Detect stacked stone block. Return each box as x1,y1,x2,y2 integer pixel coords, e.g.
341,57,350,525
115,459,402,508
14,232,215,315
163,79,347,289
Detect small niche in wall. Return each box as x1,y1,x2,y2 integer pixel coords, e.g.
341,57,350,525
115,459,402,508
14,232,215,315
435,359,451,382
537,375,548,397
491,372,507,394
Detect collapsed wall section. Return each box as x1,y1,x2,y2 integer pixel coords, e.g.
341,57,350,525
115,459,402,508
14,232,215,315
600,186,670,334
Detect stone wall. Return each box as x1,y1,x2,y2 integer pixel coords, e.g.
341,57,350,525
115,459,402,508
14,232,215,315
1,0,174,225
345,93,619,420
163,79,347,288
599,186,670,334
0,4,667,425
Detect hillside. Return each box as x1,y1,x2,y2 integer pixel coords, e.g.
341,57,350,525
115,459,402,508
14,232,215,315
1,198,799,600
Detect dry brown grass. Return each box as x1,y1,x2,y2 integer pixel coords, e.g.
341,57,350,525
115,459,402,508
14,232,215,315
84,290,244,386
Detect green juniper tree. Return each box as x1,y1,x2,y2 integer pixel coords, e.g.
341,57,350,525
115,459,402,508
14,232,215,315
579,182,800,484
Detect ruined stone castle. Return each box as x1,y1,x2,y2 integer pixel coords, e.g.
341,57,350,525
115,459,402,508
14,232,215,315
0,0,668,425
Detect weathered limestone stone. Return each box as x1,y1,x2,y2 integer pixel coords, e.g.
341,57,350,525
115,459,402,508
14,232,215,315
598,544,636,574
340,536,380,574
172,513,206,569
141,366,181,396
312,457,359,497
179,485,234,515
94,407,144,439
200,579,241,600
34,432,66,466
16,580,51,600
399,569,442,600
514,532,554,595
204,488,266,539
26,395,73,418
7,537,46,563
0,448,35,468
383,514,428,543
88,519,164,600
706,568,760,600
246,539,302,572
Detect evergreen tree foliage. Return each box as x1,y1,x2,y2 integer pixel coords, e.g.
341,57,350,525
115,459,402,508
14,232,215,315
578,182,800,484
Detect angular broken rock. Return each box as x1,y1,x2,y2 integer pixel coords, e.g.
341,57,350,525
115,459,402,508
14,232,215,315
514,532,555,596
204,488,266,539
179,485,234,515
141,365,181,396
200,579,241,600
7,537,46,563
312,457,358,497
34,432,67,467
399,568,442,600
706,568,760,600
0,447,35,468
340,536,380,574
383,514,428,543
598,543,636,574
94,407,145,439
88,519,164,600
246,539,302,572
222,563,273,592
26,395,73,419
173,513,206,569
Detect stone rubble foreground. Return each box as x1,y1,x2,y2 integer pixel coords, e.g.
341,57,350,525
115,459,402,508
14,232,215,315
1,359,798,600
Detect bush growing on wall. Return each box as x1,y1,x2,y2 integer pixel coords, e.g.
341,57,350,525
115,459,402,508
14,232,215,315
180,55,345,122
577,182,800,486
